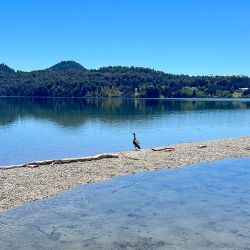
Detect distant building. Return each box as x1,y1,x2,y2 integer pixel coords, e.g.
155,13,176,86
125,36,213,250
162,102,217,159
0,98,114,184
236,88,249,93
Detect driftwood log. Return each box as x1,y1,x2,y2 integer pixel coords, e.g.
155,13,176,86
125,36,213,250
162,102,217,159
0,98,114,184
0,154,119,170
151,147,175,152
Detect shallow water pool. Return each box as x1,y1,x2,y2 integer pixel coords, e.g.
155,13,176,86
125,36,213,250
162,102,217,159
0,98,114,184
0,158,250,249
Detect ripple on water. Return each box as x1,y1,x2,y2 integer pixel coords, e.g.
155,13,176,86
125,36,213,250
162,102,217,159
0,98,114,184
0,158,250,249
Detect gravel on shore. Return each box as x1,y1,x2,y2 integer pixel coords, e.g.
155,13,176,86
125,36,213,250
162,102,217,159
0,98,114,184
1,136,250,211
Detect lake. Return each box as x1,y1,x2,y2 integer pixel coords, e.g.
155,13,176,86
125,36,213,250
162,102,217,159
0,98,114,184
1,97,250,166
0,158,250,249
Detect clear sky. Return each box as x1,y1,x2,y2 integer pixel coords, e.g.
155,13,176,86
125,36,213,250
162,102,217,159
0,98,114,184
0,0,249,75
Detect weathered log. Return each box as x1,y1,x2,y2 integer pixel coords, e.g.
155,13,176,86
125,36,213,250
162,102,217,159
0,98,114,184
151,147,175,152
0,154,119,170
0,164,26,170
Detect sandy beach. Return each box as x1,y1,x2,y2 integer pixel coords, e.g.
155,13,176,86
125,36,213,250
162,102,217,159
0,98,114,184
1,136,250,211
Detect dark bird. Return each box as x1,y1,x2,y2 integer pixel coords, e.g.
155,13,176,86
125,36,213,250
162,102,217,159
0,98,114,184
132,133,141,150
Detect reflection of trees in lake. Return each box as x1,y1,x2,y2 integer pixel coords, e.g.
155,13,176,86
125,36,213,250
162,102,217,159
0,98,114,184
0,97,250,127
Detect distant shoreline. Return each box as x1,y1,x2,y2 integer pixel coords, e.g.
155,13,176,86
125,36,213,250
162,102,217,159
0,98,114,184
1,136,250,211
1,96,250,101
1,62,250,98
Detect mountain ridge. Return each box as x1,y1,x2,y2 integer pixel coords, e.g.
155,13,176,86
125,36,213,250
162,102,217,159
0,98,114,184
46,60,87,72
1,61,249,77
0,61,250,98
0,63,15,74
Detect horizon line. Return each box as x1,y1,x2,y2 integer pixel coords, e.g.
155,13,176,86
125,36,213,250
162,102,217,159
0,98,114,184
1,61,249,78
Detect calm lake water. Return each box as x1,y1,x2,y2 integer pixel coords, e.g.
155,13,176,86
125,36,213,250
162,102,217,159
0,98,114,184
1,97,250,166
0,158,250,249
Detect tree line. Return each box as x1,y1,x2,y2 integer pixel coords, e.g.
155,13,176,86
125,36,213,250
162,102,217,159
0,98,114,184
0,61,250,98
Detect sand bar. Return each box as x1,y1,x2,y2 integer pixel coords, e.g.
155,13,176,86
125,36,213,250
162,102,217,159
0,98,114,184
1,136,250,211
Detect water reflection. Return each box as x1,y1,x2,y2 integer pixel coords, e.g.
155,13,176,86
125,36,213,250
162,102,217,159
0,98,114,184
0,158,250,249
1,97,250,127
1,97,250,165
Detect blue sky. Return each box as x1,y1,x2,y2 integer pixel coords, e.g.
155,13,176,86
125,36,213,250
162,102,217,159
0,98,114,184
0,0,249,75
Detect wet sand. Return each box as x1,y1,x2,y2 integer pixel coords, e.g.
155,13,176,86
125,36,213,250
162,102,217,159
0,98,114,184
1,136,250,211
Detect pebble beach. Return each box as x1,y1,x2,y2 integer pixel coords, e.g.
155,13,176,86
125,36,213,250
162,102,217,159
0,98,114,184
1,136,250,211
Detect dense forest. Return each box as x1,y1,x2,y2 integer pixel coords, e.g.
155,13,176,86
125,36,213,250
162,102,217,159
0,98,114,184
0,61,250,98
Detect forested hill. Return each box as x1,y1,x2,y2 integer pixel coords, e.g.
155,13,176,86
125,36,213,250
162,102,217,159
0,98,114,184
0,61,250,98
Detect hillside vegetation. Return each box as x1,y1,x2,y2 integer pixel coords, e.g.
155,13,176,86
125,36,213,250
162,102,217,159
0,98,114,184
0,61,250,98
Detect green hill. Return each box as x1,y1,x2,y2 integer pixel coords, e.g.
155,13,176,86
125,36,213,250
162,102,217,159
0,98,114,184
0,61,249,98
46,61,87,72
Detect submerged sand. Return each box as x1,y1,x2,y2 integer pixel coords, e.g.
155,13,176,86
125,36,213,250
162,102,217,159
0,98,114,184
1,136,250,211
